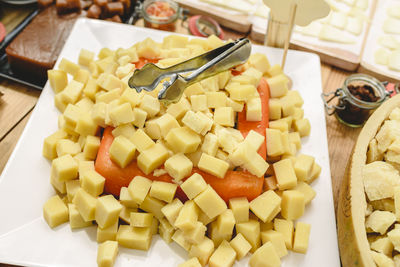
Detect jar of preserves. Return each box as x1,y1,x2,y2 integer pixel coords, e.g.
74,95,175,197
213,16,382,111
141,0,181,31
322,74,392,127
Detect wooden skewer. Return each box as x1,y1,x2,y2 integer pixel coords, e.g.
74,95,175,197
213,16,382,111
281,3,297,68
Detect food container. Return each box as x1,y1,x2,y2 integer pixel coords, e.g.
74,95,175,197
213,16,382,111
337,94,400,267
141,0,181,31
322,74,391,127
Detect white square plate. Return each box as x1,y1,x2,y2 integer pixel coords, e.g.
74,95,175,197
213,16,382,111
0,18,340,267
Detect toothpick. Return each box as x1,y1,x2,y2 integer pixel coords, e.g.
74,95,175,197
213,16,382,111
281,3,297,68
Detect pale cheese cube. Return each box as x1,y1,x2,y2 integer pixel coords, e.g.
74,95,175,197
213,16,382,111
229,197,249,223
182,110,207,134
130,129,155,153
174,200,199,231
307,162,322,184
273,159,297,190
214,107,235,127
206,92,227,108
250,190,281,223
197,111,214,135
159,217,175,243
294,182,316,205
48,70,68,93
166,127,201,154
155,113,179,138
269,120,288,132
201,76,219,92
371,251,395,267
52,154,78,182
172,229,192,251
73,188,97,221
96,89,121,104
59,58,80,76
96,195,122,228
209,220,232,247
294,154,315,181
189,237,215,266
137,143,169,174
388,228,400,252
266,128,284,157
267,74,288,98
215,209,236,237
164,153,193,181
249,53,271,74
130,212,153,228
128,176,152,205
43,130,69,160
97,240,118,267
139,195,166,219
66,180,80,202
83,135,100,160
236,219,261,253
178,258,202,267
218,71,231,89
91,102,107,128
190,95,208,111
162,35,188,48
109,103,134,125
207,34,225,49
201,133,219,157
56,139,81,157
180,173,208,200
269,98,282,120
81,170,105,196
116,225,152,250
216,128,239,154
289,132,302,150
167,96,191,119
184,221,207,245
68,203,92,229
132,108,148,128
281,190,305,220
198,153,229,178
43,195,69,228
119,89,142,107
119,187,138,208
261,230,287,258
161,198,183,225
371,236,394,256
97,74,123,91
230,233,252,260
145,118,161,139
250,241,281,267
294,118,311,137
109,135,136,168
149,181,178,203
292,222,311,254
366,210,396,235
225,83,256,101
243,152,269,177
246,96,262,121
194,185,227,219
274,218,294,249
243,130,264,151
209,240,237,267
139,94,160,118
226,98,244,112
75,112,98,136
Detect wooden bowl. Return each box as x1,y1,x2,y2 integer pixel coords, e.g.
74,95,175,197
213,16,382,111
337,94,400,266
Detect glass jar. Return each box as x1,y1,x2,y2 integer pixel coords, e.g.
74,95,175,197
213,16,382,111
141,0,181,32
322,74,390,127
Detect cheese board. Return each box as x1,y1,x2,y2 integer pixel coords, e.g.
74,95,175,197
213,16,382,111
0,19,340,266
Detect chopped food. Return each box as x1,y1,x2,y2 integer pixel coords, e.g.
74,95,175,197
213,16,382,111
42,34,320,266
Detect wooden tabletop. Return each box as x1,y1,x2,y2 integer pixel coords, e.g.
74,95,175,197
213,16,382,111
0,4,359,266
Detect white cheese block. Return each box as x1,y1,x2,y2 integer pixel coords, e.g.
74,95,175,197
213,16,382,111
319,25,356,43
329,11,348,29
383,18,400,35
295,22,323,37
388,51,400,72
388,5,400,19
345,16,363,35
374,48,390,66
378,35,400,50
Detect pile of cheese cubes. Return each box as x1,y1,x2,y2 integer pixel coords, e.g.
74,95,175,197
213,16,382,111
364,107,400,266
42,34,321,267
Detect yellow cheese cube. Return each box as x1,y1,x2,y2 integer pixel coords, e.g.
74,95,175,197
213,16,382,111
56,139,81,157
83,77,100,101
206,92,227,108
288,132,301,150
267,74,288,98
200,76,219,92
366,211,396,235
145,118,161,139
130,129,155,153
269,98,282,120
236,219,261,252
198,153,229,178
246,96,262,121
178,257,202,267
75,112,98,137
273,158,297,190
249,241,281,267
48,70,68,93
243,130,264,151
189,236,215,266
134,38,159,59
261,230,288,258
119,88,142,108
73,188,97,221
97,74,123,91
91,102,107,128
97,241,118,267
194,185,227,219
190,95,208,111
109,103,135,125
201,133,218,157
43,195,69,228
266,64,284,77
242,68,262,85
130,212,153,227
83,135,100,160
274,218,294,249
370,236,393,256
81,170,105,196
269,120,289,132
66,180,80,202
96,195,122,228
166,127,201,154
217,71,231,89
119,187,138,208
156,113,180,138
249,53,271,74
60,80,84,105
250,190,281,223
119,206,138,224
294,118,311,137
43,130,69,160
139,94,160,118
172,229,192,251
96,89,121,104
137,143,169,174
226,97,244,112
59,58,80,76
97,220,118,243
149,180,178,203
208,240,237,267
371,251,395,267
76,97,94,113
266,128,284,157
214,107,235,127
175,200,199,231
243,152,269,177
52,154,78,182
209,220,232,247
162,153,192,181
215,209,235,236
281,190,305,220
228,197,249,223
181,173,208,200
294,154,315,181
78,160,94,177
293,222,311,254
116,225,152,250
161,198,183,225
78,48,94,67
306,162,321,184
128,176,152,205
225,83,256,101
74,69,90,85
98,48,114,59
182,110,207,134
184,221,207,245
230,233,252,260
63,104,82,128
294,182,316,205
68,203,92,229
159,217,175,243
50,168,66,194
109,135,136,168
167,96,191,119
197,111,214,135
139,195,165,219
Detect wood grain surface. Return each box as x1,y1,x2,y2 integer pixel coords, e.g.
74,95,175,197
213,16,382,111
0,5,361,267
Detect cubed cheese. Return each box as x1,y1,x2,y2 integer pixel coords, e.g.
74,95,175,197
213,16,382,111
208,240,237,267
273,159,297,190
293,222,311,254
194,185,227,219
149,181,178,203
96,195,122,228
164,153,193,181
249,241,281,267
137,143,169,174
109,135,136,168
128,176,152,205
43,195,69,228
166,127,201,154
97,240,118,267
260,230,288,258
81,170,105,196
180,173,208,200
250,190,281,223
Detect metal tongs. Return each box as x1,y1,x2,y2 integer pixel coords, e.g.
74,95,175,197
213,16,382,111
128,38,251,105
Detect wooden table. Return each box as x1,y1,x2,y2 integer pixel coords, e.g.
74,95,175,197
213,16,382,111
0,4,359,266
